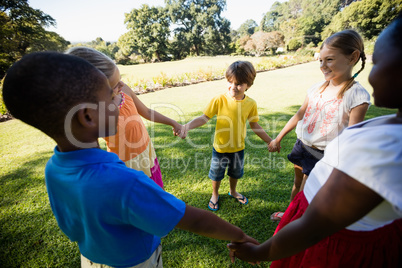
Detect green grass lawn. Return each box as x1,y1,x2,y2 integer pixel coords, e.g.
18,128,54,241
118,56,263,81
0,58,396,267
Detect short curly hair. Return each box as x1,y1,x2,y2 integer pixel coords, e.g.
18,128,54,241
2,52,107,138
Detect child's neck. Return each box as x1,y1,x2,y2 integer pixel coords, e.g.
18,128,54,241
329,75,352,88
230,93,245,100
55,137,100,152
324,77,354,95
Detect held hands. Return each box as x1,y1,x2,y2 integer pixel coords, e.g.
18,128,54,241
268,138,281,153
227,241,261,264
172,123,188,139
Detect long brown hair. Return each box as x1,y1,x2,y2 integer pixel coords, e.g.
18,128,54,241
320,30,366,99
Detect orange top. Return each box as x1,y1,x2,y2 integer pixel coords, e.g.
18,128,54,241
104,92,150,162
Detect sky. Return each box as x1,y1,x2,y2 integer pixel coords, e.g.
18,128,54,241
29,0,282,43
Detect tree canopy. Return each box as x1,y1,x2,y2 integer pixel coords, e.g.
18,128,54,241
165,0,231,58
2,0,402,70
322,0,402,39
0,0,69,77
120,4,170,62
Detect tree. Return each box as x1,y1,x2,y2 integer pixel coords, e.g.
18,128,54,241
279,18,301,44
0,0,69,77
165,0,231,57
235,35,250,55
322,0,402,39
297,0,341,45
287,38,302,51
266,31,285,54
203,17,232,55
244,31,284,56
260,1,284,32
122,4,170,62
261,0,343,46
237,19,258,37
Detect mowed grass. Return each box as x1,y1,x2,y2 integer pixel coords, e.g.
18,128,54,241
118,56,263,81
0,57,396,267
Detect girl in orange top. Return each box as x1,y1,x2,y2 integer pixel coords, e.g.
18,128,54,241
67,47,184,189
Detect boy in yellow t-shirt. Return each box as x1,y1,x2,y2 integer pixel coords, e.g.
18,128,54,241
182,61,273,211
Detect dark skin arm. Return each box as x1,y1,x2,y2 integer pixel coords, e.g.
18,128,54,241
228,169,383,263
176,205,258,244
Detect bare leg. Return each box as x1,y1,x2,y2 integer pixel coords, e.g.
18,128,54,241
299,174,309,192
229,177,247,204
209,180,221,210
290,165,303,201
272,165,304,221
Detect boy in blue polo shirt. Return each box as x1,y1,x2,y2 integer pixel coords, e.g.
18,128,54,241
2,52,258,267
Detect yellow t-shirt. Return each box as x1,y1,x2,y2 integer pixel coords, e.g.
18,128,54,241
203,92,259,153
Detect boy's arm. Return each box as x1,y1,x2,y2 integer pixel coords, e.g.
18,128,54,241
122,83,183,136
180,114,210,138
185,114,210,131
176,205,258,244
249,122,272,145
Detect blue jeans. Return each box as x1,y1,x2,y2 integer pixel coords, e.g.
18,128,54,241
208,147,244,181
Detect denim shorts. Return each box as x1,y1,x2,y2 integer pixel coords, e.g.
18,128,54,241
287,139,324,176
208,147,244,181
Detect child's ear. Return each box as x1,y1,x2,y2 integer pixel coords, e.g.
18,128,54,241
350,50,360,65
76,106,98,129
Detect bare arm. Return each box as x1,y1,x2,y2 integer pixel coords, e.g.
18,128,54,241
185,114,210,130
249,122,272,145
348,103,369,126
176,205,258,244
269,96,309,153
122,83,183,134
228,168,383,262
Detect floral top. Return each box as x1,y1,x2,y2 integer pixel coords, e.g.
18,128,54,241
296,81,370,150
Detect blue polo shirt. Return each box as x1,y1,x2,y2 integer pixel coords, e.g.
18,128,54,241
45,147,186,267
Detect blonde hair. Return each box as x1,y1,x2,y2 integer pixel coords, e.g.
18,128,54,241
65,47,116,79
320,30,366,99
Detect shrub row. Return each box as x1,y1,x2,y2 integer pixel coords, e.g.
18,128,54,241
124,54,314,94
0,54,314,115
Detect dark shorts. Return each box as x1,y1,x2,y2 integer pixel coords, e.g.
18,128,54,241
287,139,324,176
208,147,244,181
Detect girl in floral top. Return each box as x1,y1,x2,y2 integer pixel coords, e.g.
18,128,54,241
268,30,370,221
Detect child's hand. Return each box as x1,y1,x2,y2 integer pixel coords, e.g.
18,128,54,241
268,139,281,153
227,241,261,264
172,123,185,138
177,124,188,139
228,234,260,264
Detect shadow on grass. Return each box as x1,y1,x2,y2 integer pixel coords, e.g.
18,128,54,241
150,104,396,267
148,109,297,267
0,153,50,205
1,104,394,267
0,151,80,267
